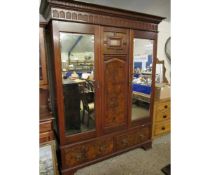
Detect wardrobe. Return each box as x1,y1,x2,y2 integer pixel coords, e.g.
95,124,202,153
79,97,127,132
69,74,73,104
40,0,164,174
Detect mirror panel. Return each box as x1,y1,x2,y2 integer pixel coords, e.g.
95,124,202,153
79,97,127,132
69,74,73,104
156,63,163,83
131,38,154,121
60,32,96,136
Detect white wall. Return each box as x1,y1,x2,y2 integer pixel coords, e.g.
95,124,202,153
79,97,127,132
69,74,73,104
77,0,170,22
157,21,171,83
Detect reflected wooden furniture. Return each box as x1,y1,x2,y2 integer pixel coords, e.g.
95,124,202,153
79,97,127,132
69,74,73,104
79,82,95,127
40,0,164,174
156,58,169,84
40,117,54,143
133,91,151,103
39,20,54,144
152,98,170,138
63,83,81,131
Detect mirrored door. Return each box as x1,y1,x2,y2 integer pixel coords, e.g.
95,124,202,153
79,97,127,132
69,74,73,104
59,32,96,136
131,37,154,121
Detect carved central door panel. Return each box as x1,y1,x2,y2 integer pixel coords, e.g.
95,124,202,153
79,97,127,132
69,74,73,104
101,27,129,133
104,57,127,128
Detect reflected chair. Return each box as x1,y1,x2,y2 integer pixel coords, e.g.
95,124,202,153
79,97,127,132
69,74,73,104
79,82,95,127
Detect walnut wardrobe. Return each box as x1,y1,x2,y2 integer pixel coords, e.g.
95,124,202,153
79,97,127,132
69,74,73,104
40,0,165,174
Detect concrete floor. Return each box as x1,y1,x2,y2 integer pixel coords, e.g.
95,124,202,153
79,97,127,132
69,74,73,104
75,134,170,175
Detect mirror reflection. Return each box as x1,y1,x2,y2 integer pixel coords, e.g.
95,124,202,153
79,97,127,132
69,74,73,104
156,63,163,83
60,32,96,135
131,38,153,121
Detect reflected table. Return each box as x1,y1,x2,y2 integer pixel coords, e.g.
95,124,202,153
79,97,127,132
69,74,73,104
132,91,151,103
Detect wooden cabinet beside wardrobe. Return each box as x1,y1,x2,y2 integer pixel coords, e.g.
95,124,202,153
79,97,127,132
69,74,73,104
40,0,164,174
39,20,54,144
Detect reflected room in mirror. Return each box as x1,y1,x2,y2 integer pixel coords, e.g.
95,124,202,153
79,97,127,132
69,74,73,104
60,32,96,136
131,38,154,121
155,58,168,84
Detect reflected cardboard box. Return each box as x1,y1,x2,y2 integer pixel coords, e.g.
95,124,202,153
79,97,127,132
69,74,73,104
155,83,170,100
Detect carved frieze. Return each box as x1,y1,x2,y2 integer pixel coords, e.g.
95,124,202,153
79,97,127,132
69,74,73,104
51,8,157,32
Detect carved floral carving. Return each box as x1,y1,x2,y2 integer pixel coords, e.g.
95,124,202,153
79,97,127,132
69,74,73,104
104,59,127,127
116,127,150,150
64,138,113,167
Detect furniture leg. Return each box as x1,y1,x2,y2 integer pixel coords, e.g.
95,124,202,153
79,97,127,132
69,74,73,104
141,141,152,150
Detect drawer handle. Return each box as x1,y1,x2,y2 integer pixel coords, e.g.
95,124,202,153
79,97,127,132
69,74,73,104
164,105,168,109
163,115,167,119
161,127,165,130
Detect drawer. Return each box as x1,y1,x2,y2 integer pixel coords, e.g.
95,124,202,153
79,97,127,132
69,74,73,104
157,101,170,112
154,121,170,136
40,120,53,133
40,131,54,143
155,110,170,122
63,137,113,167
115,127,150,151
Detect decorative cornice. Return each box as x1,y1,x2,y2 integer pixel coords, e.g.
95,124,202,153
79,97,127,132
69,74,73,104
53,8,158,32
40,0,165,32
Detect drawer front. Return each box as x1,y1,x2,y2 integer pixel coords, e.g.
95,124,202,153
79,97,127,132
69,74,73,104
40,131,54,143
157,101,170,112
115,127,150,151
40,120,52,133
154,121,170,136
156,110,170,122
63,137,113,167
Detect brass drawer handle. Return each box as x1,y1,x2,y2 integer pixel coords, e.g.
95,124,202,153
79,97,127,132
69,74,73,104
161,127,165,130
164,105,168,109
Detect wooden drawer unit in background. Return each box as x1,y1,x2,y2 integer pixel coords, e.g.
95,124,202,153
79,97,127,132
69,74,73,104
152,98,171,138
40,117,54,143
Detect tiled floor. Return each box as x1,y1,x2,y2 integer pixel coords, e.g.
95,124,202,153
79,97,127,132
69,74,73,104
75,134,170,175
